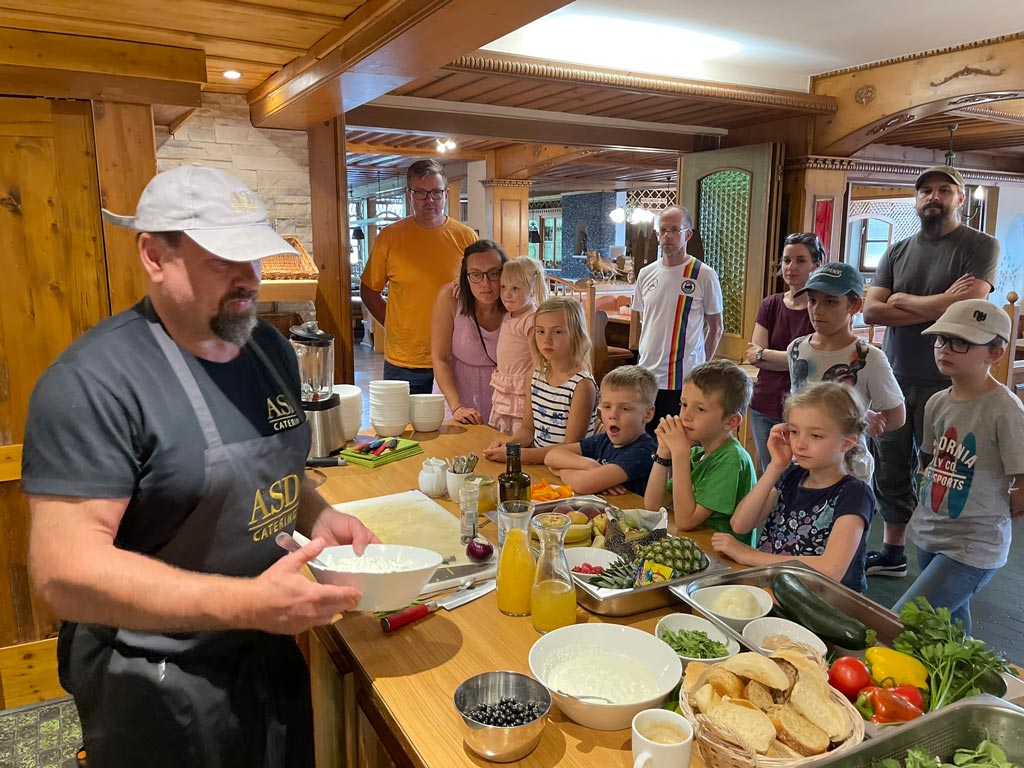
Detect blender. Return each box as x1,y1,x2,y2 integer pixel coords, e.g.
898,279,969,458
289,321,345,457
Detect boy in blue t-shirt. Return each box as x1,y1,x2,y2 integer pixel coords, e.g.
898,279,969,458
545,366,657,496
644,360,757,543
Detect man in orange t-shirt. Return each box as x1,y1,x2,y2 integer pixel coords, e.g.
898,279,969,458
360,159,478,393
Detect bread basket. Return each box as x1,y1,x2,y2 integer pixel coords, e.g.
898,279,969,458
680,642,865,768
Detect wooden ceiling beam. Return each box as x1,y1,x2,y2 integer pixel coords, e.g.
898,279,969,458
346,96,721,151
0,28,204,106
345,141,488,160
811,33,1024,156
494,145,606,179
248,0,573,129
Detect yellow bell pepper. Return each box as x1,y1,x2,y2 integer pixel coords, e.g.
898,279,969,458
865,647,929,690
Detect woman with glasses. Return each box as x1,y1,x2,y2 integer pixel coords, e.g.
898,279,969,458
431,240,507,424
744,233,822,472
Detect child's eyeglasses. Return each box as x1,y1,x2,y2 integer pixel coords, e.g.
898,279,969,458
932,335,979,354
467,269,502,283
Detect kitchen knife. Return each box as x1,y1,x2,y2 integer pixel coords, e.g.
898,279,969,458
380,579,496,632
426,561,494,584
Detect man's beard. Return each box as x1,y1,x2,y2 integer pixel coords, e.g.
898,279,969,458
918,203,954,236
210,289,259,346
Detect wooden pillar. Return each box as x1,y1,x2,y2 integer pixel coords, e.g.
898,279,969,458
447,178,461,220
480,178,533,256
783,163,848,263
92,101,157,313
308,116,354,385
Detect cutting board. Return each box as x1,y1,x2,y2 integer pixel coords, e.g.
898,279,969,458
329,490,496,593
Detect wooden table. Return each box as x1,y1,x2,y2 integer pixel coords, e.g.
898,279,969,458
309,423,724,768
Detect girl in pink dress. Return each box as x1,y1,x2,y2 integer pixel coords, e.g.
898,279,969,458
488,257,547,434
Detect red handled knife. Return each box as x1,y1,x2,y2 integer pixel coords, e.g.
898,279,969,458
380,579,496,632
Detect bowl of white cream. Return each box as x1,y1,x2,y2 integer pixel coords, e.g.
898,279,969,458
528,624,682,730
309,543,442,612
689,585,773,631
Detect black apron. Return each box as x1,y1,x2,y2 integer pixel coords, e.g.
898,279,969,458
58,318,315,768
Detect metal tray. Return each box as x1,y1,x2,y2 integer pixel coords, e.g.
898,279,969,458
802,695,1024,768
483,494,620,527
670,561,903,655
573,549,731,617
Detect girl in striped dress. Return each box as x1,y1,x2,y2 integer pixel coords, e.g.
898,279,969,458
484,297,598,464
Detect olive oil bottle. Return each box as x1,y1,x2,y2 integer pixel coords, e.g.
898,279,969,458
498,442,531,503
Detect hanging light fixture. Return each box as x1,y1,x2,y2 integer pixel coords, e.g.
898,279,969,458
436,137,458,153
945,123,959,168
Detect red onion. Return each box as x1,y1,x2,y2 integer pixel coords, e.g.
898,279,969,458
466,537,494,562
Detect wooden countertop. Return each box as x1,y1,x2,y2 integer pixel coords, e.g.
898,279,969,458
313,423,725,768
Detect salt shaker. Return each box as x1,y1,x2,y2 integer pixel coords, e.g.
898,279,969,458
460,483,480,543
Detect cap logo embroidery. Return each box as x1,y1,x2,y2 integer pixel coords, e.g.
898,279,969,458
230,190,259,212
973,310,987,322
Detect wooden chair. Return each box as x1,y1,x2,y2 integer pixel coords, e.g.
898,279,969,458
992,291,1023,400
592,311,635,384
546,276,597,338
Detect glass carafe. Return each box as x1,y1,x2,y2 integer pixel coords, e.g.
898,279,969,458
289,321,335,402
530,513,577,633
496,501,535,617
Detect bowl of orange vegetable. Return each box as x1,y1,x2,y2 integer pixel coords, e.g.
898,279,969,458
530,478,574,502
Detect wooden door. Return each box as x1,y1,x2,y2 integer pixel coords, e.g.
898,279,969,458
680,143,783,361
0,97,109,646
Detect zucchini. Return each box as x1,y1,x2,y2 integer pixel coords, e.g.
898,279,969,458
771,572,869,650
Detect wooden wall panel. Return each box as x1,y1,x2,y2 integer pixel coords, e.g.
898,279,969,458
92,101,157,313
0,97,107,646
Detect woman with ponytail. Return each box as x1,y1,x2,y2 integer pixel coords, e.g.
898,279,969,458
711,382,875,591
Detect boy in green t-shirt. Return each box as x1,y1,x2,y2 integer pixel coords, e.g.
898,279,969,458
644,359,757,543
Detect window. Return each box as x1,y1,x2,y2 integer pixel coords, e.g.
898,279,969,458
846,216,893,272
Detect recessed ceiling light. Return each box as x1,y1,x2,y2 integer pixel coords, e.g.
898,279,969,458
223,70,242,80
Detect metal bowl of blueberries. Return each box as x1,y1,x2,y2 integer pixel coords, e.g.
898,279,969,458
453,670,551,762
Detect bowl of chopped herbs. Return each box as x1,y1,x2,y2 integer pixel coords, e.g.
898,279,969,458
655,613,740,665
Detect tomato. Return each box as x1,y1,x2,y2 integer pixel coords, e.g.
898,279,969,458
829,656,873,702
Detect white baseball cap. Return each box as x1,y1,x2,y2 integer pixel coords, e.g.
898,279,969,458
102,164,298,262
922,298,1010,344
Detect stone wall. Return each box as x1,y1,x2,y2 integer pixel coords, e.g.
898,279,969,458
155,93,312,255
559,192,618,281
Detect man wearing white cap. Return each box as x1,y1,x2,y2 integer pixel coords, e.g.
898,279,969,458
22,165,378,767
862,165,999,578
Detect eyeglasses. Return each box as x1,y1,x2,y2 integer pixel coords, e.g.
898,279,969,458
658,226,688,235
467,268,502,284
409,188,446,201
932,335,980,354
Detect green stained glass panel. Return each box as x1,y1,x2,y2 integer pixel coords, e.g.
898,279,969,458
697,170,751,336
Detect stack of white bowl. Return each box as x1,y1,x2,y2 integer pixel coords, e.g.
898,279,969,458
369,380,410,437
332,384,363,441
409,394,445,432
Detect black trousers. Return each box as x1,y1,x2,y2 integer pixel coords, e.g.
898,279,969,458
646,388,682,436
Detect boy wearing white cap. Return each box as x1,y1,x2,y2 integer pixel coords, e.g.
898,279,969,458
892,298,1024,635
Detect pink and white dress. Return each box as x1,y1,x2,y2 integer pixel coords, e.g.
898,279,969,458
488,307,536,434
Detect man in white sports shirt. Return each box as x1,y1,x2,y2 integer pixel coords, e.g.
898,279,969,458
632,205,724,434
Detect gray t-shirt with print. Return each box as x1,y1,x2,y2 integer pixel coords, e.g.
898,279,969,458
909,386,1024,569
873,226,998,387
787,336,903,411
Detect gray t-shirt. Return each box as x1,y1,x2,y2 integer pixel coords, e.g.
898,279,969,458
873,226,998,386
909,386,1024,569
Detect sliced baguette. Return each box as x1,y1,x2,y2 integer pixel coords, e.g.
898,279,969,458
766,704,830,756
683,661,710,696
743,679,776,712
788,680,851,742
706,701,776,754
694,683,721,713
719,653,790,690
767,739,804,759
704,666,745,699
770,648,828,688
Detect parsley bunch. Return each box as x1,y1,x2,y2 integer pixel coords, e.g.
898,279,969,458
892,597,1008,712
658,627,729,659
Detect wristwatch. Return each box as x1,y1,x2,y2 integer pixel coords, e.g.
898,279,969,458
651,453,672,467
755,347,765,362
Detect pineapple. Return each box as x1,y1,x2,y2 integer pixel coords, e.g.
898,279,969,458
638,535,708,576
589,557,637,589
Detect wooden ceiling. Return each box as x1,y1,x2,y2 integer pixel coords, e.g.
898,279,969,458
879,102,1024,157
0,0,364,94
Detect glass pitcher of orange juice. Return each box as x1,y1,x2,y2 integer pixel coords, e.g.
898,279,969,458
530,512,577,633
496,500,535,616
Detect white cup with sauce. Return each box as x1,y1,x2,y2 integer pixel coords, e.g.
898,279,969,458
631,709,693,768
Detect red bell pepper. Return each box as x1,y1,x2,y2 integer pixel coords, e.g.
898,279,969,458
855,686,924,724
888,684,925,711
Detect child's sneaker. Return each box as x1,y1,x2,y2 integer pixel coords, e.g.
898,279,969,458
865,550,908,577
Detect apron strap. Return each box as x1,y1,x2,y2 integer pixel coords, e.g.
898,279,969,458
147,320,223,450
250,342,304,420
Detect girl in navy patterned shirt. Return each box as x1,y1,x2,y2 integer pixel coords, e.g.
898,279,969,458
710,382,875,591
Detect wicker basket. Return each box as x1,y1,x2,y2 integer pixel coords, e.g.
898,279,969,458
681,645,866,768
262,235,318,280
